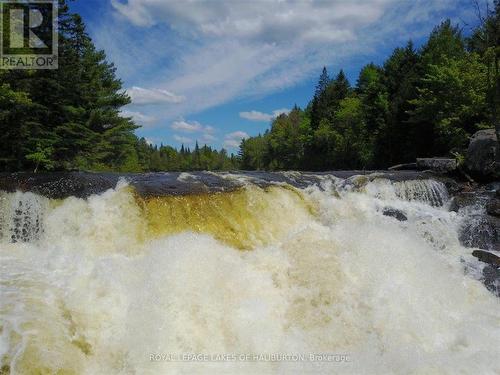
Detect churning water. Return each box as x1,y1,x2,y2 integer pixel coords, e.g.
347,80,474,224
0,173,499,374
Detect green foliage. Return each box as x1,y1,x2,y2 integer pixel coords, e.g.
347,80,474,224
468,0,500,143
0,2,497,173
421,20,465,65
239,13,497,171
267,109,307,169
239,135,269,170
136,138,238,172
25,144,55,173
0,1,236,173
409,54,488,153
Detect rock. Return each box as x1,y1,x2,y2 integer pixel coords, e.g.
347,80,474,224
487,198,500,217
453,187,500,252
416,158,457,173
0,171,444,199
388,163,417,171
382,208,407,221
472,250,500,267
0,172,121,199
481,265,500,297
465,129,500,182
449,192,482,212
484,181,500,193
460,215,500,252
433,176,461,196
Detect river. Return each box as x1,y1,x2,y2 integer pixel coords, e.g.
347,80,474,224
0,171,499,374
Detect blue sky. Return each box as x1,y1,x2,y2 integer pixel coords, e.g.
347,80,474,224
70,0,479,152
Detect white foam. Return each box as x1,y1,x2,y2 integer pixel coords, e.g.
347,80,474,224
1,178,499,374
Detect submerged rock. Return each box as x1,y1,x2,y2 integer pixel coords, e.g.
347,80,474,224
487,198,500,217
472,250,500,267
449,192,481,212
452,186,500,254
465,129,499,182
473,250,500,296
482,265,500,297
460,215,500,252
382,208,407,221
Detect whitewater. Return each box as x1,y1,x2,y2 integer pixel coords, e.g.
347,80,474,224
0,172,499,374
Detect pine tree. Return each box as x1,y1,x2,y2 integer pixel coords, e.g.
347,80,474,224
311,67,331,130
315,67,330,98
0,0,139,172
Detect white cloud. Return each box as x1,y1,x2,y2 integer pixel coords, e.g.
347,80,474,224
120,109,157,126
127,86,185,105
99,0,471,121
170,119,214,134
240,108,291,122
111,0,390,44
239,110,272,122
227,131,249,139
111,0,154,27
173,135,193,144
223,131,249,149
171,119,203,133
170,119,217,145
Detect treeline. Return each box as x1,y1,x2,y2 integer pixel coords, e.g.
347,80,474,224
239,4,500,170
1,1,498,173
0,0,237,172
136,139,238,171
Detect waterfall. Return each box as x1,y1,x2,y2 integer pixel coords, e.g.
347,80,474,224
393,179,450,206
0,173,499,375
0,191,48,243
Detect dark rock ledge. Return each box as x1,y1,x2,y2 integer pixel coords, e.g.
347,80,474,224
0,170,447,199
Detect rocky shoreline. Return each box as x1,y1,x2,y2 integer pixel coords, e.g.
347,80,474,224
448,180,500,295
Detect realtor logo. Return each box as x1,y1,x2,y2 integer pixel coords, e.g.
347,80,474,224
0,0,58,69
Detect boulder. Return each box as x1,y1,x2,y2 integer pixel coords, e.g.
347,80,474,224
465,129,499,182
416,158,457,173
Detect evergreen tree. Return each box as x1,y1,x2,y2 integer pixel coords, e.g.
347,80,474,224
469,1,500,145
238,16,494,171
357,64,389,167
311,67,330,130
1,1,496,174
0,0,139,172
315,67,330,97
380,41,421,165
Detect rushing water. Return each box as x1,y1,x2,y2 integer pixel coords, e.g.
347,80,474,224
0,173,499,374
